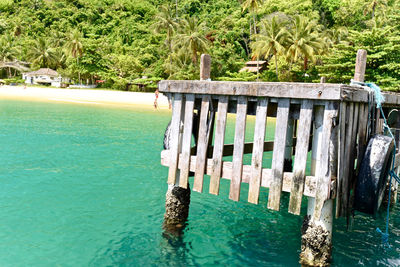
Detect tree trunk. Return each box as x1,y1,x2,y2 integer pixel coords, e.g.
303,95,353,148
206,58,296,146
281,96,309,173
253,13,258,80
77,57,81,85
253,13,257,35
168,36,173,76
249,21,252,44
192,44,197,65
274,51,279,78
304,56,308,71
243,36,250,58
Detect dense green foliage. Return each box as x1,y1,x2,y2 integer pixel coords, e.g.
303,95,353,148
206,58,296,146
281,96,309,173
0,0,399,90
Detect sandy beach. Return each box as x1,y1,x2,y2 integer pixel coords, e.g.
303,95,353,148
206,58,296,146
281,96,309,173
0,85,170,109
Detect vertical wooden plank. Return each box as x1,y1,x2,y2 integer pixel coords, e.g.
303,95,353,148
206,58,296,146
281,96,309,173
178,94,195,188
375,108,381,134
193,96,211,192
350,103,360,168
209,96,229,195
356,104,368,174
288,100,313,215
313,102,338,220
168,93,185,184
339,102,354,217
248,98,268,204
229,96,248,201
267,98,290,210
348,103,360,215
336,102,347,218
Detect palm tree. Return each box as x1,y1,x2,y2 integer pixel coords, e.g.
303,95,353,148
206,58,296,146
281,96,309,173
325,26,348,45
251,16,287,78
285,15,323,71
242,0,263,79
363,0,387,19
28,37,57,68
0,35,19,77
242,0,263,37
174,17,209,65
64,29,83,83
154,5,177,54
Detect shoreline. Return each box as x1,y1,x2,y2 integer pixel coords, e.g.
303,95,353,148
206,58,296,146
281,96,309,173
0,85,170,109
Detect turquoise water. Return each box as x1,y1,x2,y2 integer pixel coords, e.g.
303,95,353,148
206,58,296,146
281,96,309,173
0,99,399,266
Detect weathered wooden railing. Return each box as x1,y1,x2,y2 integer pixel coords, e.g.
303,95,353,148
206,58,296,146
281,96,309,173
159,80,391,216
159,51,400,266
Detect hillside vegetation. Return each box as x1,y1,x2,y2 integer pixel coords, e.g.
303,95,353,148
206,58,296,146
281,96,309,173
0,0,399,90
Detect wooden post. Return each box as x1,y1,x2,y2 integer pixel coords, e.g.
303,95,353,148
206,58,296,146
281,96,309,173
200,54,211,81
300,105,333,266
164,56,212,234
300,88,337,265
164,94,191,233
354,49,367,83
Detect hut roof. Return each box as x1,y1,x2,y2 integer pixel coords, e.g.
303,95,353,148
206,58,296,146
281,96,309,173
25,68,59,76
245,61,267,65
239,60,268,73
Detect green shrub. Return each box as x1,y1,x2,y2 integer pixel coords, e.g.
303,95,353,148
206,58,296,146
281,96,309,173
4,78,25,85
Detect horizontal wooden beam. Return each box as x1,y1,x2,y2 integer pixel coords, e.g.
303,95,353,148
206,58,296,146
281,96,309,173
159,80,371,102
222,141,274,157
161,150,317,197
192,138,312,158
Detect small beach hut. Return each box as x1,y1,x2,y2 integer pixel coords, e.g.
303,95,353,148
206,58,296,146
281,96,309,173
239,60,268,73
23,68,63,87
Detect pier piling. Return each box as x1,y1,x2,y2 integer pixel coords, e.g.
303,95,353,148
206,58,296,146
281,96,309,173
163,54,212,233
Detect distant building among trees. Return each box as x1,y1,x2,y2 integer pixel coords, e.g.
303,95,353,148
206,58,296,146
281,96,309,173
22,68,67,87
240,61,268,73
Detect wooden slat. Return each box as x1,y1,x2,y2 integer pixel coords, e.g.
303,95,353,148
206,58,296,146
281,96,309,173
356,104,368,174
209,96,229,195
339,102,354,217
168,93,184,185
178,94,195,188
193,96,211,192
313,102,338,220
336,102,347,217
229,96,248,201
268,98,290,210
218,136,313,157
248,98,268,204
288,100,313,215
161,150,318,197
375,108,381,134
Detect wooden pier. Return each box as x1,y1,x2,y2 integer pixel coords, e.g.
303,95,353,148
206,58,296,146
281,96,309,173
159,51,400,266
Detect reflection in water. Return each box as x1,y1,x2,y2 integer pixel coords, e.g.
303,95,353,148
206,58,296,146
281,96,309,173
89,227,195,267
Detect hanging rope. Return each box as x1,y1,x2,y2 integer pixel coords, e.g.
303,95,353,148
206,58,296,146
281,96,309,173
350,80,399,249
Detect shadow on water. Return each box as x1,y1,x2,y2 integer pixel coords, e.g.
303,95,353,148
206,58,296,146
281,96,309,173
88,224,196,267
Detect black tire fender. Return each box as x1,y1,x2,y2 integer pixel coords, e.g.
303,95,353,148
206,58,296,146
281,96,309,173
354,134,394,215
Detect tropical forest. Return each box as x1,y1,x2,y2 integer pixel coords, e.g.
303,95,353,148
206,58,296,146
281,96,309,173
0,0,399,91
